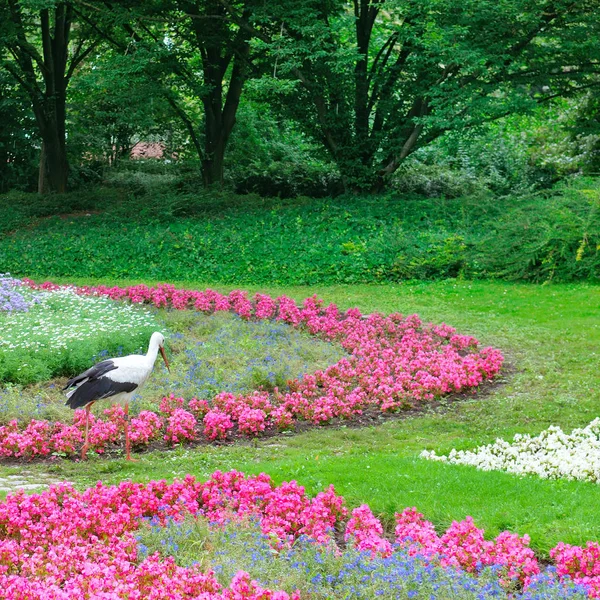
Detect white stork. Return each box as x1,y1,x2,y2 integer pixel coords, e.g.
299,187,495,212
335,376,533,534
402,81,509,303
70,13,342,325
63,331,170,461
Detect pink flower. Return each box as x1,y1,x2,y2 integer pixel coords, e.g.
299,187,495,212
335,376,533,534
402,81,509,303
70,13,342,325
238,408,267,436
130,411,164,446
159,393,185,415
345,505,392,557
164,409,197,444
395,507,440,557
18,281,505,460
203,409,234,441
188,397,210,418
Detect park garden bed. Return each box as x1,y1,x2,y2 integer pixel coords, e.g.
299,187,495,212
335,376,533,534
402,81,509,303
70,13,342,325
0,468,596,599
0,278,503,460
2,277,600,597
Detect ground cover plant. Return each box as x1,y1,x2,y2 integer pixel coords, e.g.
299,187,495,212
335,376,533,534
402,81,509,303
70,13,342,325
0,280,502,458
1,176,598,284
0,277,159,385
139,516,585,600
0,469,596,599
422,418,600,483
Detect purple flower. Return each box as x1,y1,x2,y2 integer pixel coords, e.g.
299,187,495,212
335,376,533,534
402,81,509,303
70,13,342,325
0,273,38,312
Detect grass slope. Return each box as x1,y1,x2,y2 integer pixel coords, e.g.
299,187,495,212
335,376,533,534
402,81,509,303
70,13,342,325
1,175,598,283
2,279,598,556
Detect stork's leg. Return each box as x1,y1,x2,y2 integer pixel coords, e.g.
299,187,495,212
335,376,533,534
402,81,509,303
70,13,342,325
124,402,137,462
81,403,93,460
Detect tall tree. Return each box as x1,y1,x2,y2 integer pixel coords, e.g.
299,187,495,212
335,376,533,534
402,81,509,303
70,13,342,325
177,0,253,185
0,0,98,192
260,0,600,191
90,0,264,186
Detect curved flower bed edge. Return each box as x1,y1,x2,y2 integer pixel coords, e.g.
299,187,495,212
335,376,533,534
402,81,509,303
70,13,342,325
0,279,504,459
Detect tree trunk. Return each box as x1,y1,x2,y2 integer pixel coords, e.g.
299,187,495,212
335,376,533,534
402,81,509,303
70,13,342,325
38,142,47,194
35,101,69,193
202,133,226,186
5,2,82,194
43,134,68,193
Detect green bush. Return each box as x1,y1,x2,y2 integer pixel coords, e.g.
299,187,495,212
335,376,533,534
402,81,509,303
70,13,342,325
391,162,490,199
225,101,343,198
476,180,600,282
0,187,113,234
1,175,598,284
395,107,573,198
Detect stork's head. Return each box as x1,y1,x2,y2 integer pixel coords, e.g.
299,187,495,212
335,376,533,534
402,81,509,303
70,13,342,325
151,331,170,372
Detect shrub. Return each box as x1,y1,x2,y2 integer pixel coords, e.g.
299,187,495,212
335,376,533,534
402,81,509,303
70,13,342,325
476,179,600,282
225,100,343,198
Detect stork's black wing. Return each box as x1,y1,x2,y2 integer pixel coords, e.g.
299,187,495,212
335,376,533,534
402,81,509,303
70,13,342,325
65,377,138,409
63,360,118,391
64,360,138,409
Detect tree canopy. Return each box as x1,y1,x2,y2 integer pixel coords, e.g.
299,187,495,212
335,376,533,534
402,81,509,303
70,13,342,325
1,0,599,193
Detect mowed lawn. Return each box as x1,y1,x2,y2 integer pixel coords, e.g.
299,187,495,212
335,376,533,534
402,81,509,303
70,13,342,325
2,279,598,556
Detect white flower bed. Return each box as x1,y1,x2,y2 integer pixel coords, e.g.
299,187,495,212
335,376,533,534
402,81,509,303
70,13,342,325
0,287,157,352
421,418,600,483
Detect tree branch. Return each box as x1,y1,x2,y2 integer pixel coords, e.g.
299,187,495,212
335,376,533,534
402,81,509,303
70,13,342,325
3,60,40,98
164,94,205,160
40,8,55,92
66,40,100,82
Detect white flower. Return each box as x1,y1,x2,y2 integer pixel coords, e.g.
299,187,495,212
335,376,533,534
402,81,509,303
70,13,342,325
420,418,600,484
0,288,157,353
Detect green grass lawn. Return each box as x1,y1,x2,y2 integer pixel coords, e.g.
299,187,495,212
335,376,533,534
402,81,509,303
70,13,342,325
1,278,598,556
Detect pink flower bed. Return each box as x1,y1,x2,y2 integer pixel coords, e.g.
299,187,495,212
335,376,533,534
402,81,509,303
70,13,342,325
394,508,540,586
551,542,600,597
0,469,598,597
1,282,504,458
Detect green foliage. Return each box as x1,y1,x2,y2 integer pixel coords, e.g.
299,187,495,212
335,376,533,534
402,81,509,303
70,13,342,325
0,186,120,234
0,72,38,192
568,93,600,174
0,174,598,284
391,162,490,199
476,180,600,282
0,288,159,386
260,0,600,189
0,308,345,424
3,0,600,193
68,46,185,174
389,232,469,280
390,102,592,200
225,100,343,198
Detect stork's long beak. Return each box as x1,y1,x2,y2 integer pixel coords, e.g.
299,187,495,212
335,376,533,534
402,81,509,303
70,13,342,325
160,346,170,372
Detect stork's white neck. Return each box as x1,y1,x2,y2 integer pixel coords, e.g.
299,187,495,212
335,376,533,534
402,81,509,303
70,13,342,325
145,332,163,366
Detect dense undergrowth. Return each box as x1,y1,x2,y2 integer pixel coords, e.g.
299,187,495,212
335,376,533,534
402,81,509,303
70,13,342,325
0,167,598,284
